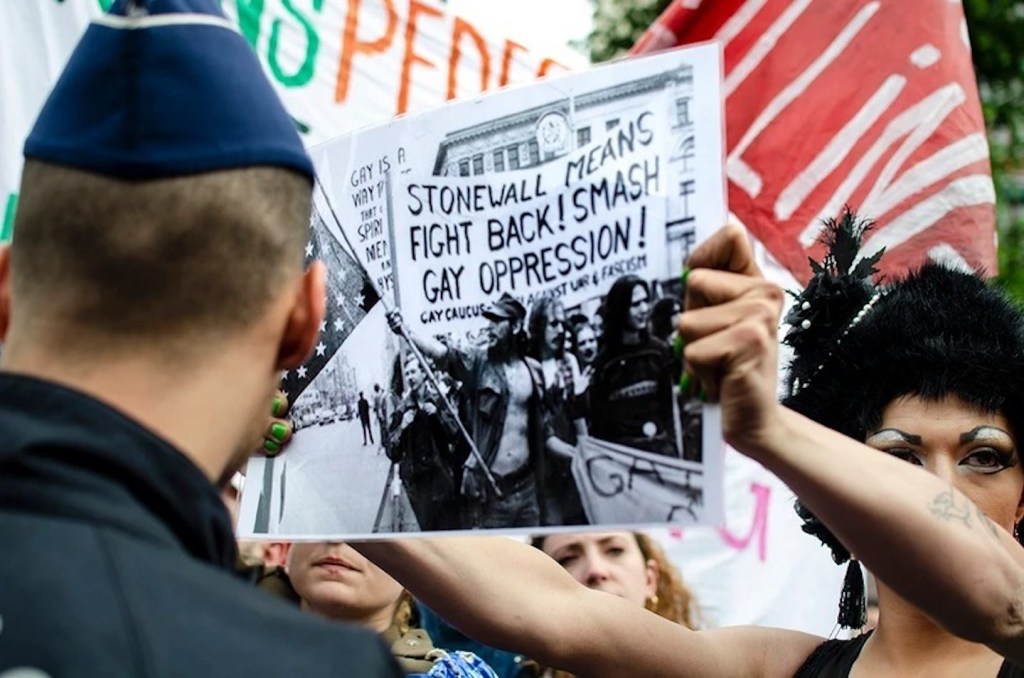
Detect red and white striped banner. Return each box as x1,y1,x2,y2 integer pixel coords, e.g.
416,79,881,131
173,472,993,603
633,0,994,281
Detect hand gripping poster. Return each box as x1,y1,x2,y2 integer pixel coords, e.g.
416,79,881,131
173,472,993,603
238,43,727,538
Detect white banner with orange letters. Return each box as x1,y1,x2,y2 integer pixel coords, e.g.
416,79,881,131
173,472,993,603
0,0,583,243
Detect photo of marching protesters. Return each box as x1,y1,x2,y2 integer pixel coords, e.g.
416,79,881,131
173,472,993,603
237,41,724,538
239,217,709,537
382,270,707,532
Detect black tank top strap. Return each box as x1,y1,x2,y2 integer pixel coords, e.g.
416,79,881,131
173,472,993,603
793,633,870,678
794,632,1024,678
998,659,1024,677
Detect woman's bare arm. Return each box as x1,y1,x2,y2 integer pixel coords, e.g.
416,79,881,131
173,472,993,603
355,536,820,678
682,224,1024,663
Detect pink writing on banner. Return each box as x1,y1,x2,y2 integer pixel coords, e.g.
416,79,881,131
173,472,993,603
669,481,771,562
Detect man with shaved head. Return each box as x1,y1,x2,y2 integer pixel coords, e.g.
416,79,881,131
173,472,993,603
0,1,399,675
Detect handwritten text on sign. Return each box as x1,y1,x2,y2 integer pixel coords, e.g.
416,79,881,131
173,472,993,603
573,436,704,525
393,109,668,332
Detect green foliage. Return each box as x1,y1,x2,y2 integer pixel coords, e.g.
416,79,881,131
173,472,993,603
587,0,670,64
587,0,1024,297
963,0,1024,299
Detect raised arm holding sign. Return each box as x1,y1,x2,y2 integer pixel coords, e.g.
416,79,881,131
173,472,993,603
357,217,1024,676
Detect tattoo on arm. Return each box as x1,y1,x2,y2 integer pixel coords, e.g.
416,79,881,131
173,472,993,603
928,488,1001,539
928,488,972,528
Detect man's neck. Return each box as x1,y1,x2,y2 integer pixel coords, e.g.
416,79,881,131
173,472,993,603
1,339,277,484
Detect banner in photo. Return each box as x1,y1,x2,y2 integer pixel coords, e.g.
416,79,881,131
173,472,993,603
574,436,705,525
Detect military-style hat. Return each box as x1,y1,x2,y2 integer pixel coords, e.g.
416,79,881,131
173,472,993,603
24,0,314,181
482,293,527,323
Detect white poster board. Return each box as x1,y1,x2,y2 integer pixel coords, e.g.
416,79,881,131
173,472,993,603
237,42,727,538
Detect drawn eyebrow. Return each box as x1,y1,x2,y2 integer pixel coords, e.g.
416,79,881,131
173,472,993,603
960,426,1012,444
866,428,922,445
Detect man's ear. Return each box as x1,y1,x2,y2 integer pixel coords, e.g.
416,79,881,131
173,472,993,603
276,261,326,370
0,244,11,342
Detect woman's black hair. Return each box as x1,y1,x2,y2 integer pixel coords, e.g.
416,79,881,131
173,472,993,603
601,275,650,352
649,297,681,341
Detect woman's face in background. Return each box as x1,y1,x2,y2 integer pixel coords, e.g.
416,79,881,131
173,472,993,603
626,284,651,333
540,531,657,608
286,542,404,625
574,324,598,364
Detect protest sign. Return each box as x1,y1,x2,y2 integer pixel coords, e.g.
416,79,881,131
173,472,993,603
237,41,727,539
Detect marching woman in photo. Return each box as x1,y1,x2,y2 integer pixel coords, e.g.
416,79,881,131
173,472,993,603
528,297,588,525
587,275,679,457
357,214,1024,676
386,352,461,531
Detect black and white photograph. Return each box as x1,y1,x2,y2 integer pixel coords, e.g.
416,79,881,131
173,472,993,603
237,42,725,538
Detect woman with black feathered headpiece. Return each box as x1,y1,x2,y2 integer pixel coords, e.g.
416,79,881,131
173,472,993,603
354,215,1024,677
769,207,1024,675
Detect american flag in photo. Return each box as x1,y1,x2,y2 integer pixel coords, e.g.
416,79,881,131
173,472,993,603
281,206,380,401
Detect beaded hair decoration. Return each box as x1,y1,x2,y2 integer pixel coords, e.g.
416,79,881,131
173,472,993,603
784,208,885,399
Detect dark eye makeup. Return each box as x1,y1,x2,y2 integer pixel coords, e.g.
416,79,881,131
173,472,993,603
961,447,1019,474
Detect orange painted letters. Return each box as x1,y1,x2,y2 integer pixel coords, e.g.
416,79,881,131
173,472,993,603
447,17,490,100
336,0,398,103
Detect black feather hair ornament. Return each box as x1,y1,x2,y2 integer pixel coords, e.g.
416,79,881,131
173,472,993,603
783,207,884,399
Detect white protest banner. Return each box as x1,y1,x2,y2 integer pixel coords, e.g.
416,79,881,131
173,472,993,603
0,0,584,244
573,436,708,525
391,106,668,335
238,42,727,538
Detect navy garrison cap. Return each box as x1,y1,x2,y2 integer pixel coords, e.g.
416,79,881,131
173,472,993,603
24,0,314,180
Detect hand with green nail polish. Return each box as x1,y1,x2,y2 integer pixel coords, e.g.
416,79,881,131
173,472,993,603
261,389,292,457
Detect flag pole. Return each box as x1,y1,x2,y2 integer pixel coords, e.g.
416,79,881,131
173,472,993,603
314,176,502,498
